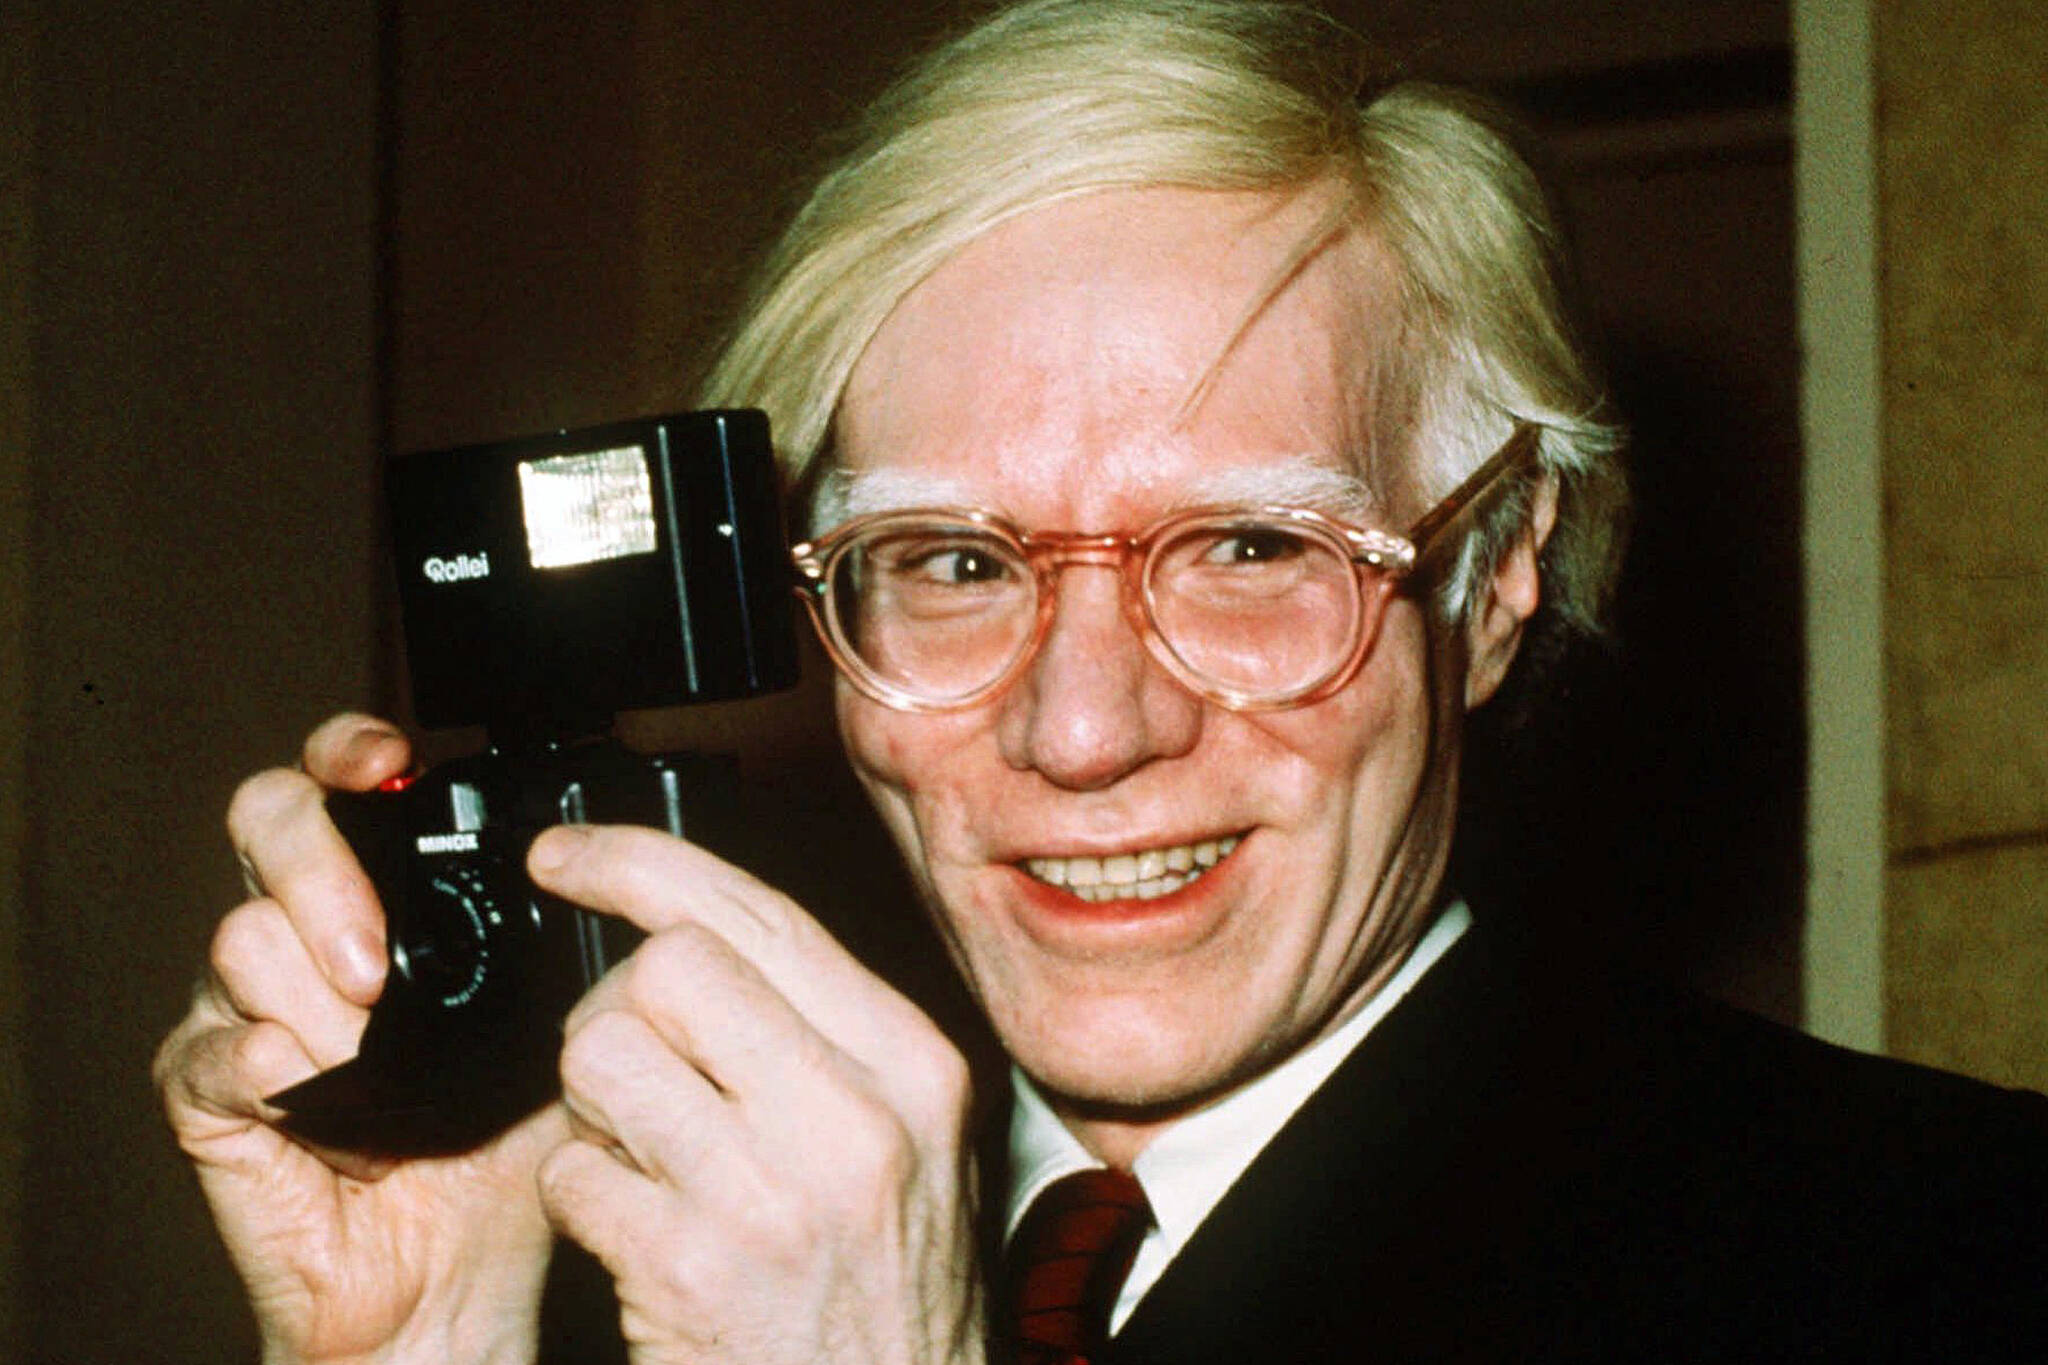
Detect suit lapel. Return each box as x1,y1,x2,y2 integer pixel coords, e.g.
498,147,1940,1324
1102,924,1593,1361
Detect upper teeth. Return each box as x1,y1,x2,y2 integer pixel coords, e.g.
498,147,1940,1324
1022,835,1241,903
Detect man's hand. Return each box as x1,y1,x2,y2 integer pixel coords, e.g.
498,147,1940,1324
154,714,558,1365
529,824,986,1365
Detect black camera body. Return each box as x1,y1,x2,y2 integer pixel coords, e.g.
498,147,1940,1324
269,410,798,1155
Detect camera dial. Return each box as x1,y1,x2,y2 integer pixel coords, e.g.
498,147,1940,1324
393,862,516,1008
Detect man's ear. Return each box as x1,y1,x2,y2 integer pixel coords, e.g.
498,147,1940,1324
1463,474,1558,709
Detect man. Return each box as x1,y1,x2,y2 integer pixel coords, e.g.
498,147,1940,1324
156,2,2048,1362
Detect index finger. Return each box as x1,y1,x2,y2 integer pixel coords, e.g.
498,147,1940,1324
531,825,942,1076
225,767,386,1006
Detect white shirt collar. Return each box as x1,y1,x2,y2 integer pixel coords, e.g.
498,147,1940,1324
1003,900,1472,1330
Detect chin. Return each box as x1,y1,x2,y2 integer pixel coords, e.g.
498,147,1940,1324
1000,991,1268,1117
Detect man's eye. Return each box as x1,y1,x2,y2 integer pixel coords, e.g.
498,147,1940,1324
1200,526,1308,565
891,541,1016,586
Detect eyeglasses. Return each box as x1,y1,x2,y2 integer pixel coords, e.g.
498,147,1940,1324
791,424,1540,714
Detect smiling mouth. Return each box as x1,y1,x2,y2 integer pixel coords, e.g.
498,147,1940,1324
1019,834,1244,904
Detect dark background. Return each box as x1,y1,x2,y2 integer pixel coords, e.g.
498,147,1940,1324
6,1,1798,1358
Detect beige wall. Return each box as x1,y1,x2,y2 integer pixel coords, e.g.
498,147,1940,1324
1878,0,2048,1089
2,5,36,1360
11,3,381,1359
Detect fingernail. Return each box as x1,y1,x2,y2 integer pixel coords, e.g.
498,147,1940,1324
333,928,386,995
529,826,590,875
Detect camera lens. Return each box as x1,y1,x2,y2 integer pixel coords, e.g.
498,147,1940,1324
393,863,499,1008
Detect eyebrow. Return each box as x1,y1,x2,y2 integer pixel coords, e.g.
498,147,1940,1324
809,467,980,532
810,455,1378,533
1172,457,1376,520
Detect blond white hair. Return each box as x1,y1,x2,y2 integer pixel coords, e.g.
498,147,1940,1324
700,0,1627,633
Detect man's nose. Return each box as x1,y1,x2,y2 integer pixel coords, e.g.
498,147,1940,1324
993,563,1203,790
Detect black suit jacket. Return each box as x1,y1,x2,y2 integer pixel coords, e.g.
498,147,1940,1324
1101,925,2048,1363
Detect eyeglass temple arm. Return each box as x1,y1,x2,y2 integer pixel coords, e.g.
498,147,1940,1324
1402,423,1543,563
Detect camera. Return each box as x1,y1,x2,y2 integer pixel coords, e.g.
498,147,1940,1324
268,410,799,1155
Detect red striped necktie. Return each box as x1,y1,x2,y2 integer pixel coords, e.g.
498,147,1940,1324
1001,1168,1154,1365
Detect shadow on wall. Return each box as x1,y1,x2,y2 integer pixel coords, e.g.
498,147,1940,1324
1456,332,1806,1022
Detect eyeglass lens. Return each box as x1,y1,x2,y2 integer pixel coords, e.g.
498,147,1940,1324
1144,517,1364,698
830,520,1040,701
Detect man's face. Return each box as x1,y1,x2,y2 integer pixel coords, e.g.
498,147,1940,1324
831,186,1486,1150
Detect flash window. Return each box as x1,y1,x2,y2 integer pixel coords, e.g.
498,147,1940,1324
517,445,660,569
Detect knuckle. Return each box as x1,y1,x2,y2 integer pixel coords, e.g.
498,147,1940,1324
559,1008,648,1091
825,1088,918,1186
295,860,381,920
536,1140,597,1209
913,1036,975,1124
153,975,234,1089
225,766,316,842
907,1028,972,1097
726,1173,813,1260
865,1022,973,1136
608,832,708,920
649,1236,725,1320
207,900,285,986
231,1018,302,1082
627,924,728,1012
175,1019,300,1118
538,1144,626,1239
721,882,805,956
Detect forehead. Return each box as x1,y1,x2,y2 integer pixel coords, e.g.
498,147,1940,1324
833,185,1407,527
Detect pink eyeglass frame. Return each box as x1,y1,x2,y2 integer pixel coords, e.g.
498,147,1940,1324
789,423,1541,714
